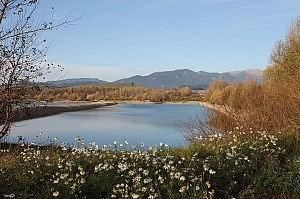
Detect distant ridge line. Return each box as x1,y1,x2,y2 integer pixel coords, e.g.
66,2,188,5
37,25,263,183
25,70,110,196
45,68,263,88
115,68,263,88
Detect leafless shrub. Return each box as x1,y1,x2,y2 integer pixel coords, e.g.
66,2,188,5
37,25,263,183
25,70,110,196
0,0,74,140
182,108,225,143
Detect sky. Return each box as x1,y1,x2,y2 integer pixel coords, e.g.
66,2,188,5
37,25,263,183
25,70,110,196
40,0,300,81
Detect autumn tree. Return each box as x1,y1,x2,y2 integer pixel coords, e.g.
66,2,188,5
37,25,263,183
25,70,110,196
193,18,300,140
263,18,300,132
265,18,300,84
0,0,72,140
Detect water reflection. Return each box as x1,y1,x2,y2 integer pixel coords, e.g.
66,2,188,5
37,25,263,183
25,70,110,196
11,104,205,147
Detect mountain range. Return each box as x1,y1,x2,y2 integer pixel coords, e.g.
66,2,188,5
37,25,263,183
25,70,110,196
116,69,263,88
46,78,106,87
47,69,263,88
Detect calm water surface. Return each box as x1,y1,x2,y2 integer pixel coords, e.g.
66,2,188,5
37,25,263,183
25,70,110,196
11,104,205,147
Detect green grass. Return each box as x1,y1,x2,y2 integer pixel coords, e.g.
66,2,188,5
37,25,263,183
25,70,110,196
1,130,300,198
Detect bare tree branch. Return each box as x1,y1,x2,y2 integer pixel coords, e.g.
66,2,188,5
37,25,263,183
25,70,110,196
0,0,75,140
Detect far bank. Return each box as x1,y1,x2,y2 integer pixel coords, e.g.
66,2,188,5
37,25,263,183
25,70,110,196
14,100,221,122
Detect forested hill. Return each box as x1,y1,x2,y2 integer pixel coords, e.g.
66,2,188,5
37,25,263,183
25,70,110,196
116,69,263,88
45,69,263,88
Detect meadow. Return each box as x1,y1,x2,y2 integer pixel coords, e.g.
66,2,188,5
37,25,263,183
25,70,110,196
1,128,299,198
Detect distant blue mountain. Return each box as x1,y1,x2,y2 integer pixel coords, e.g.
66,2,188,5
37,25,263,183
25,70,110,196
45,69,263,88
115,69,263,88
47,78,106,87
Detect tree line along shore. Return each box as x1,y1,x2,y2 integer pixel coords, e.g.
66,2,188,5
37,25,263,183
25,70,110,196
11,83,208,121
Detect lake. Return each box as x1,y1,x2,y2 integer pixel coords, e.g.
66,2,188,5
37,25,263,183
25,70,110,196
10,103,205,147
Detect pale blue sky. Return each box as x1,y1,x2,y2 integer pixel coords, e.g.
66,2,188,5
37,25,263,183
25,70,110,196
41,0,300,81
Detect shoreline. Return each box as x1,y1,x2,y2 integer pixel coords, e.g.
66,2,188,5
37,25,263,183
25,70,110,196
196,101,226,113
14,101,117,122
15,100,223,122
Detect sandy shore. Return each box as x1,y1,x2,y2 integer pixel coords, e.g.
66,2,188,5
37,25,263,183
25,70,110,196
14,101,117,122
161,100,225,112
